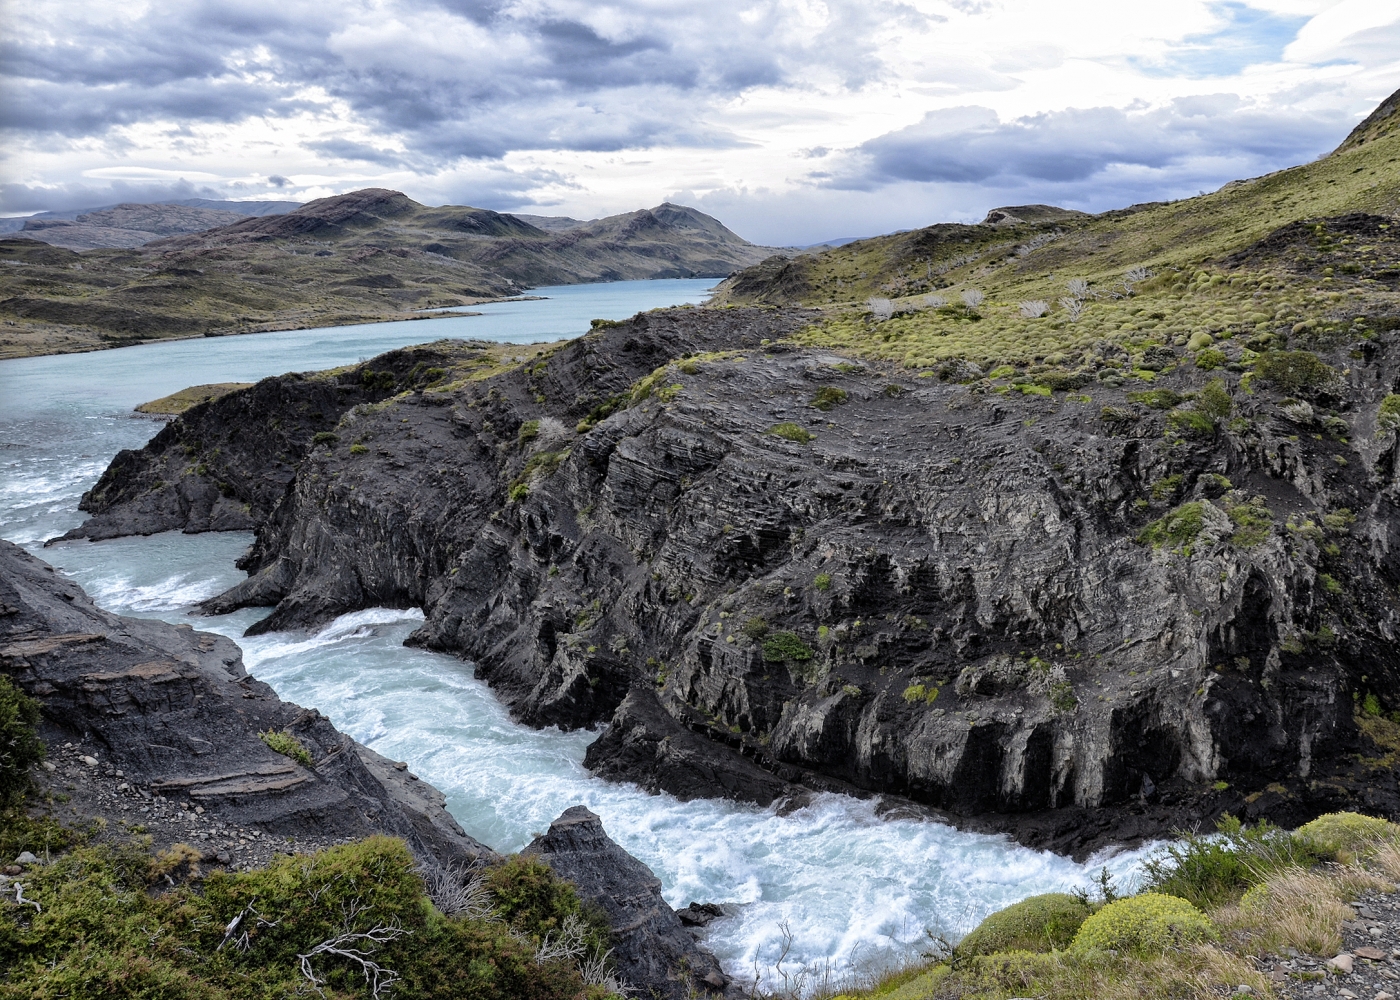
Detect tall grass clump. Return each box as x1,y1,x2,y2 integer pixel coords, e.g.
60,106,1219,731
1139,815,1316,908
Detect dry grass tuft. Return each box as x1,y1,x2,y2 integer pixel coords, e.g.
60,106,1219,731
1221,867,1353,956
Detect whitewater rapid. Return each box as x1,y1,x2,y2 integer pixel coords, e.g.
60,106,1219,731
0,280,1155,990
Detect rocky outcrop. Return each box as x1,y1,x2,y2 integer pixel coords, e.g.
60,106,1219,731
526,806,732,998
0,538,491,867
65,306,1400,854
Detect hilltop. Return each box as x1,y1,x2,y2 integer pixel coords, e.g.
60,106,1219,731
0,192,777,359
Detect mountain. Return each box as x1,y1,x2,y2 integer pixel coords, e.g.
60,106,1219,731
0,190,779,359
0,198,302,245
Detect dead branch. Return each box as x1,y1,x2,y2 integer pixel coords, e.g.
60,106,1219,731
297,920,408,999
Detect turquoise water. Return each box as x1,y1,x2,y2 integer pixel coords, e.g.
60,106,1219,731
0,279,1152,989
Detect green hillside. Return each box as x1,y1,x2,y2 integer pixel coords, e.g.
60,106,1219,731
717,91,1400,372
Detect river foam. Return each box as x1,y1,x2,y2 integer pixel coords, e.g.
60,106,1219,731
2,279,1158,991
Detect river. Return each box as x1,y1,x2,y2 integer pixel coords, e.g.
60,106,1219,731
0,278,1151,990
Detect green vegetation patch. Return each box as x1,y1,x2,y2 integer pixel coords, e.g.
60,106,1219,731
0,677,44,808
958,893,1092,956
762,631,814,662
1140,815,1315,908
769,422,815,443
257,729,313,768
1295,811,1400,859
902,683,939,705
1223,495,1273,547
1379,394,1400,429
810,386,849,411
134,383,254,416
1071,894,1218,955
1253,350,1335,395
0,835,612,1000
1136,501,1207,553
1127,389,1184,410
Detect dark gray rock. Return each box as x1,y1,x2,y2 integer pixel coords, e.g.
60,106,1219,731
63,305,1400,855
0,539,491,867
526,805,730,998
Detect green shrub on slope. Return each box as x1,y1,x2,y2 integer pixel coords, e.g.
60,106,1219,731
958,893,1092,956
1071,894,1217,955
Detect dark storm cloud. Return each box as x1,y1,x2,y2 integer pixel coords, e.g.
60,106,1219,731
837,96,1344,190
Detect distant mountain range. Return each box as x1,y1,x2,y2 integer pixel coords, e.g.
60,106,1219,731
0,188,783,358
0,198,302,249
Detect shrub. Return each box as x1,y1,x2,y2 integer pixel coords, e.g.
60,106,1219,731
349,442,368,455
258,729,313,767
741,616,769,639
518,419,540,442
762,631,814,662
1140,815,1314,908
813,572,832,591
867,297,894,321
1379,394,1400,430
1295,812,1400,859
1166,410,1215,437
1195,348,1227,370
1136,502,1207,553
311,431,338,446
486,855,610,951
1195,379,1232,419
959,893,1093,956
1019,300,1049,318
810,387,848,411
769,422,815,443
507,482,530,502
1254,350,1335,395
902,683,939,704
961,289,985,310
1071,894,1217,955
0,676,44,808
1186,331,1214,352
1127,389,1184,410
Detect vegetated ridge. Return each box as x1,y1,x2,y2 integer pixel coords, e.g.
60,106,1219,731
0,192,778,359
60,91,1400,859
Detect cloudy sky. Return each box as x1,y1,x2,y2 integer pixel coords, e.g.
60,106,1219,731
1,0,1397,245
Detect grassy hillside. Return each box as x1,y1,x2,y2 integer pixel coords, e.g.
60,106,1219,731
0,191,775,359
716,90,1400,373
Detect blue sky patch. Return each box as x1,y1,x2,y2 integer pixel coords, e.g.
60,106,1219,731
1132,2,1309,78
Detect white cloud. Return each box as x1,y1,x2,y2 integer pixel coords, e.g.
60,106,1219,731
0,0,1395,239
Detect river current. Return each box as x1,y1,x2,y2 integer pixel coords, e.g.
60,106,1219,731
0,279,1152,989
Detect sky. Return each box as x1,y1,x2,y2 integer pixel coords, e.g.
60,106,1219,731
1,0,1397,246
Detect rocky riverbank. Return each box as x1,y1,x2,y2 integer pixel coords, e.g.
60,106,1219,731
60,298,1400,856
0,539,730,998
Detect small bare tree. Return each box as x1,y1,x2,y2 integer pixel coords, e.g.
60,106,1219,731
535,913,589,966
1065,277,1090,299
866,297,894,321
1018,300,1049,318
960,289,985,310
923,293,946,309
417,861,494,919
296,901,408,1000
1059,296,1086,322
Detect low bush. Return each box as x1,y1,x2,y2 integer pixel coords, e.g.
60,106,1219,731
1295,811,1400,860
810,387,848,411
1194,348,1227,370
762,631,814,662
958,893,1091,956
0,837,616,1000
1254,350,1335,396
258,729,313,767
769,422,815,443
813,572,832,591
1127,389,1184,410
1380,394,1400,430
1136,502,1207,553
1071,894,1217,955
0,676,44,808
1140,815,1315,908
1166,409,1215,437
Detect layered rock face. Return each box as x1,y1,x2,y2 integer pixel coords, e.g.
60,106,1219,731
70,306,1400,853
0,539,489,866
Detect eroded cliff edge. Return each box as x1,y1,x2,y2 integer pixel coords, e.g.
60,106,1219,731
0,538,731,998
66,304,1400,856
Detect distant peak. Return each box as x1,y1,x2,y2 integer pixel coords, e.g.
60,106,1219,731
981,204,1088,226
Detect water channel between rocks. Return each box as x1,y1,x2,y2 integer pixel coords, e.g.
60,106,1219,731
0,278,1154,989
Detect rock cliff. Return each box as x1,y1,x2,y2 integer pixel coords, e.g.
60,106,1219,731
0,539,728,996
64,303,1400,855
